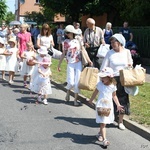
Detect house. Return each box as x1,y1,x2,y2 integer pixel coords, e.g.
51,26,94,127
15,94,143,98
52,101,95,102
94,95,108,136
15,0,41,23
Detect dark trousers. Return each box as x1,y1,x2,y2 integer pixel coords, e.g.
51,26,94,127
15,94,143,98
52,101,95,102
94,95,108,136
86,47,100,69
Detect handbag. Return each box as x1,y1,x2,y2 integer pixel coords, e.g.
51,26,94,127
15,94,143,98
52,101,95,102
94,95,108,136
81,48,89,66
120,67,146,86
96,44,110,58
97,107,111,117
78,67,99,91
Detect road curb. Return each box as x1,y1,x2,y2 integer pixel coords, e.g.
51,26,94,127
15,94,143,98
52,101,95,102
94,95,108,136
51,80,150,141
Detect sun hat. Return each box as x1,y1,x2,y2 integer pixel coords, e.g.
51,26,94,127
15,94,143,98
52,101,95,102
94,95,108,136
124,86,139,96
64,25,78,34
98,67,114,78
37,46,48,55
42,57,51,65
0,37,5,45
8,38,16,45
111,33,126,47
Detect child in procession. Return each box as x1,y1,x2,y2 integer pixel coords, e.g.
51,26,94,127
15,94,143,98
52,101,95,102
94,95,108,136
88,67,124,147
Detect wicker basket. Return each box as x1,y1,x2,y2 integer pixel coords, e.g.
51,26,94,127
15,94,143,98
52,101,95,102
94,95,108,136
97,107,111,117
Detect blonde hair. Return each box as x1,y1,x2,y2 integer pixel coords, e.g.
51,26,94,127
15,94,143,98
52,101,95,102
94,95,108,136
20,23,29,29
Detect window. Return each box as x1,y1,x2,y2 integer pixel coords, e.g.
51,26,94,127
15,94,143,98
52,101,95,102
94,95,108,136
35,0,40,3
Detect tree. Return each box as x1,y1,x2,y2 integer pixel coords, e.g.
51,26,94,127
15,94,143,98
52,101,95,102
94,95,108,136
5,12,15,25
24,11,47,25
0,0,7,21
40,0,150,26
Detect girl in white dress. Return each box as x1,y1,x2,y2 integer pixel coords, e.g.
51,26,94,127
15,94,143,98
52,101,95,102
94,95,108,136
4,38,20,84
20,42,36,87
30,56,52,105
88,67,123,147
0,37,6,80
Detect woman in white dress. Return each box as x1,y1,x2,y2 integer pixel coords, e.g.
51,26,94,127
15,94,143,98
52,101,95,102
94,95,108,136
30,56,52,105
0,37,6,80
88,67,123,147
20,42,36,87
37,23,54,49
4,38,20,84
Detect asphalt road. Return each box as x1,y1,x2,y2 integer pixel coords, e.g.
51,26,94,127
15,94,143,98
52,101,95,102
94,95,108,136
0,73,149,150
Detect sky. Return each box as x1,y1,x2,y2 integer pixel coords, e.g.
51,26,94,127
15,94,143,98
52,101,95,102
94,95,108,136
6,0,15,14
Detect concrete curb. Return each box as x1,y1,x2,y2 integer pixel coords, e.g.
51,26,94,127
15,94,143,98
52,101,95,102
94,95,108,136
51,80,150,141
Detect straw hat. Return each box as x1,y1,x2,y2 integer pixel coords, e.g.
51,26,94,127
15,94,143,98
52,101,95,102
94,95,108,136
42,57,51,65
8,38,16,45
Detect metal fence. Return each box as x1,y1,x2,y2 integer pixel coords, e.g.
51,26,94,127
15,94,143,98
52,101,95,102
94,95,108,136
113,27,150,58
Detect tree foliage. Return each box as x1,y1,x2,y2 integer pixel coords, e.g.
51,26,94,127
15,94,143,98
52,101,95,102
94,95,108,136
40,0,150,26
0,0,7,21
5,11,15,25
24,11,47,25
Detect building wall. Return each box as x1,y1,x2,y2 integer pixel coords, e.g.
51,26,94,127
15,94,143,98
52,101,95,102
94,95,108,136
19,0,41,16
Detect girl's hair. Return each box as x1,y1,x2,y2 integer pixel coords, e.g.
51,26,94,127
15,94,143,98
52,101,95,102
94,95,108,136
26,41,33,47
20,23,29,30
40,23,51,36
109,77,117,85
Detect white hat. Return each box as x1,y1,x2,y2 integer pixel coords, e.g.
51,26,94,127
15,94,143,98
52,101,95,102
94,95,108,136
98,67,114,78
37,46,48,55
124,86,139,96
111,33,126,47
0,37,5,45
64,25,78,34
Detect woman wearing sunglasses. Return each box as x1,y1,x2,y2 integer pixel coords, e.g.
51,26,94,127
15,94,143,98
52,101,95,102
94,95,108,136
58,25,92,106
37,23,54,49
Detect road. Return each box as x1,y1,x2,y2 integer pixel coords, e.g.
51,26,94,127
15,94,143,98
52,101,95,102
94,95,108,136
0,73,149,150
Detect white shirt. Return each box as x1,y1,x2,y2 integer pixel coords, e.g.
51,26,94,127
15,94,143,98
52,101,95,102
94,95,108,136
37,34,53,48
100,49,133,76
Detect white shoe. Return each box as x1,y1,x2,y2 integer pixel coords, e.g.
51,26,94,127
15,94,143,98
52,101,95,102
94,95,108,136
43,99,48,105
119,123,126,130
9,80,14,85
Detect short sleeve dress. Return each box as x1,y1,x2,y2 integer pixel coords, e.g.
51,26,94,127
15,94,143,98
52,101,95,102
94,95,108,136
96,81,117,124
30,65,52,95
5,47,18,72
0,48,6,71
20,50,35,76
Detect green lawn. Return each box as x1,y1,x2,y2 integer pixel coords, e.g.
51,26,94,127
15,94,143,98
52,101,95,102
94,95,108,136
51,58,150,126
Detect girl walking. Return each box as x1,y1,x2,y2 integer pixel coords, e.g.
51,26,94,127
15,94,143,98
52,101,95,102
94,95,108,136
0,37,6,80
4,38,20,84
88,67,123,147
20,42,36,87
30,56,52,105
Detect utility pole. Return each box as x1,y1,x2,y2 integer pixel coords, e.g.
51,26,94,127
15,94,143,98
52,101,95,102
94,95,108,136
17,0,20,21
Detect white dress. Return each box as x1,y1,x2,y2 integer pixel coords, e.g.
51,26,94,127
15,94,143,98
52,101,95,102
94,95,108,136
5,47,18,72
0,48,6,70
20,50,35,76
30,65,52,95
96,81,117,124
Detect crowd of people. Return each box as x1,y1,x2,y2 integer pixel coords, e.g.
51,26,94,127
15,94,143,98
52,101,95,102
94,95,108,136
0,19,134,147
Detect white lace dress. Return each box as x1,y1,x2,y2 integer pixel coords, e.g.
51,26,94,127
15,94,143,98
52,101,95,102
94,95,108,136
96,81,117,124
30,65,52,95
